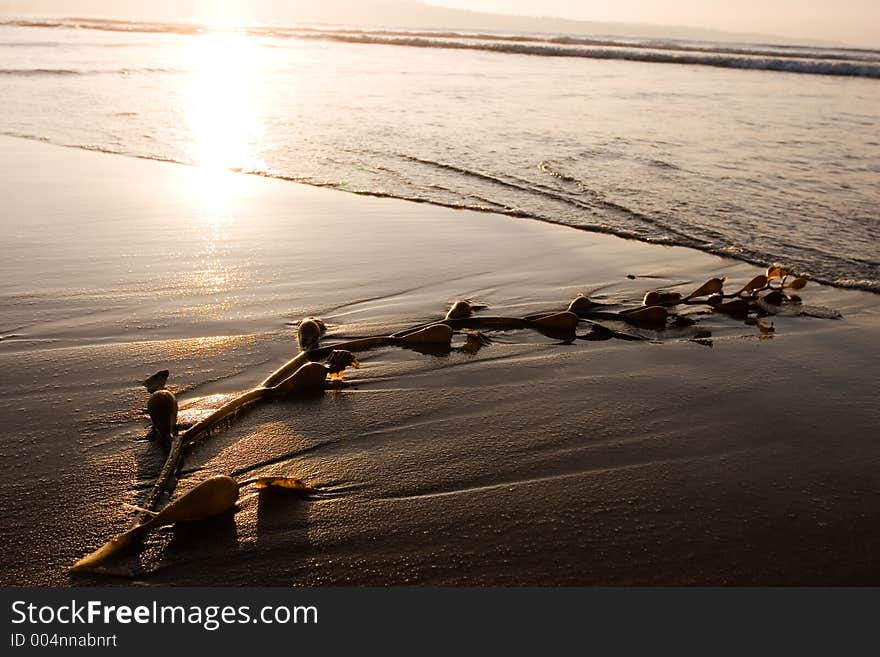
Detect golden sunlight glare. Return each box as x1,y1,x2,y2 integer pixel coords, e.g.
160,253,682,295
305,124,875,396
184,29,267,215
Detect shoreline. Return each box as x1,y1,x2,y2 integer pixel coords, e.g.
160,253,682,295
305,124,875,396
1,136,878,585
5,134,878,296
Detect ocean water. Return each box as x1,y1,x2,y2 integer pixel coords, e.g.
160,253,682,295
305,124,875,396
2,17,878,291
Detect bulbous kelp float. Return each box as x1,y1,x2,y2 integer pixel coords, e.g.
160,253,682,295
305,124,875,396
71,264,839,572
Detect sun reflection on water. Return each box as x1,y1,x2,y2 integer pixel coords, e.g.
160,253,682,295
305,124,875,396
186,30,266,172
184,29,267,219
179,29,267,298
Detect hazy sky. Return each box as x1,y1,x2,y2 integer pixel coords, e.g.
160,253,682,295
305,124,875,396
3,0,879,46
429,0,880,46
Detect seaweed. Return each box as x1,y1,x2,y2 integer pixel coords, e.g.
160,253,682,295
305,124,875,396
72,271,840,573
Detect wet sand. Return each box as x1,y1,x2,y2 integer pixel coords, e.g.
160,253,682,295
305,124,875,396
1,136,879,585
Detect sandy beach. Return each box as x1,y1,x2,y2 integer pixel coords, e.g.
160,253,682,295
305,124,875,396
1,135,879,586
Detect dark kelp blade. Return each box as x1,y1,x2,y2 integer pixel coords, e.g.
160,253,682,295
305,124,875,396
445,300,474,320
620,305,668,327
684,277,725,301
736,275,768,297
642,291,682,306
325,349,360,379
762,290,786,305
568,294,597,315
71,476,240,572
766,265,788,280
250,477,315,494
399,324,454,346
149,476,240,526
70,527,144,572
528,311,579,332
273,362,329,396
712,298,750,318
142,369,170,393
460,329,492,354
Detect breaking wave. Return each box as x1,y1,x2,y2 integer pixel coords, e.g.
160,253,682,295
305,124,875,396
5,132,877,293
3,17,880,79
0,66,178,76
